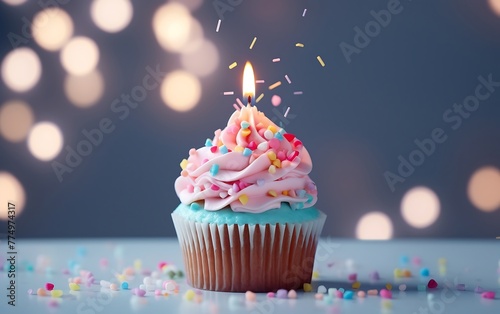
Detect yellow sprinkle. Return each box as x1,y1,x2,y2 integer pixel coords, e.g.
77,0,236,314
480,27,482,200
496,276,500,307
51,290,63,298
317,55,325,67
282,190,289,196
249,36,257,49
116,274,126,282
312,270,319,279
241,129,251,137
385,283,392,290
256,93,264,103
180,159,188,170
234,145,244,152
303,283,313,292
352,281,361,289
393,268,402,278
239,194,248,205
272,159,281,168
295,43,304,47
268,165,276,174
229,62,237,69
267,151,276,161
267,125,277,133
69,283,80,291
134,259,142,270
184,289,195,301
268,81,281,90
268,190,277,197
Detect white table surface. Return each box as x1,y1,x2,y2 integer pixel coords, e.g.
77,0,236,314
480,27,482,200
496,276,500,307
1,238,499,314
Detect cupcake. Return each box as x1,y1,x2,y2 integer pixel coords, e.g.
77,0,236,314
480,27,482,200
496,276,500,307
172,104,326,292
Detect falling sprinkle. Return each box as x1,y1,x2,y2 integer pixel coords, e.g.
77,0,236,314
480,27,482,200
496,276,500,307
272,58,281,63
256,93,264,103
302,9,307,17
256,80,265,84
268,81,282,90
295,43,304,48
317,55,326,67
284,107,290,118
223,91,234,96
293,91,303,95
232,104,240,111
216,19,221,32
249,37,257,49
229,62,237,70
285,75,291,84
236,98,245,108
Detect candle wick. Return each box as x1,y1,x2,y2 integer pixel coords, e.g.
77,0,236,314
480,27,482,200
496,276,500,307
247,95,252,106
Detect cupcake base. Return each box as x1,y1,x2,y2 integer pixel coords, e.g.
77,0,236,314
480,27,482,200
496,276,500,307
172,210,326,292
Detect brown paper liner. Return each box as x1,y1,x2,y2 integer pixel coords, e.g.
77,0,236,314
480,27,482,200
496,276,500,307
172,211,326,292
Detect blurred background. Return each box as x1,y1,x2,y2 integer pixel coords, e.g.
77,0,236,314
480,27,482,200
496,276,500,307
0,0,499,239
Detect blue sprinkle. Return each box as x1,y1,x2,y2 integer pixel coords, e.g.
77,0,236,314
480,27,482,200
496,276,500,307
190,203,201,211
121,282,129,290
210,164,219,176
278,128,285,134
242,148,252,157
343,291,354,300
26,264,34,272
240,121,250,129
220,145,228,154
420,268,430,277
417,284,427,291
76,247,87,257
306,194,314,203
296,202,304,210
296,189,306,198
338,288,345,293
323,295,334,304
274,132,284,140
400,255,409,266
205,138,212,147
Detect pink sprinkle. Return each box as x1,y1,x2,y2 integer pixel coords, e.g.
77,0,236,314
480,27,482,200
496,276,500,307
427,279,438,289
247,141,257,150
227,125,239,135
45,283,54,291
27,289,33,295
258,129,266,137
216,19,221,32
187,184,194,193
210,184,220,191
335,291,343,298
357,291,366,298
315,293,324,300
232,183,240,193
233,104,240,111
155,289,162,296
412,257,422,266
137,289,146,297
293,91,303,95
271,95,281,107
284,107,291,118
272,58,281,63
285,75,291,84
238,181,249,190
348,273,357,281
236,98,244,108
256,80,265,84
481,291,495,299
62,269,70,274
245,291,257,301
267,292,275,298
223,91,234,95
287,150,299,161
277,151,286,161
380,289,392,299
302,9,307,17
269,138,280,150
202,158,209,164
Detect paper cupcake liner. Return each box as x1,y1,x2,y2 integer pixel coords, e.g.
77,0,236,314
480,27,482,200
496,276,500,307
172,211,326,292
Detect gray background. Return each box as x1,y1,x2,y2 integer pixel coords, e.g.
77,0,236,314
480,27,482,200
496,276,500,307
0,0,499,238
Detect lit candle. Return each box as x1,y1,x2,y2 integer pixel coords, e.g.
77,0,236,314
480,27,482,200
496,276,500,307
242,61,255,105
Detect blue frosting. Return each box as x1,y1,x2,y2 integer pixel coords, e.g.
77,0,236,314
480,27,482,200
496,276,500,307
173,202,320,225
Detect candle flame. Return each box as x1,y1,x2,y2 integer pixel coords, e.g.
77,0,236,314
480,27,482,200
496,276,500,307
243,61,255,103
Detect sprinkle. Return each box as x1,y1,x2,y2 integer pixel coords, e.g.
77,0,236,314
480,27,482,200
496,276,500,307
272,58,281,63
285,75,291,84
267,292,275,298
210,164,219,176
271,95,281,107
45,283,54,291
233,104,240,111
335,291,343,299
205,138,213,147
241,129,251,137
399,284,407,291
234,145,244,152
420,268,430,276
247,141,257,150
37,288,47,296
240,121,250,129
239,194,248,205
357,291,366,298
264,130,274,140
302,8,307,17
69,283,80,291
242,148,252,157
268,81,282,90
210,146,218,153
482,291,495,299
352,281,361,289
220,145,228,154
328,288,336,296
402,269,412,277
249,36,257,49
184,289,195,301
216,19,221,32
367,289,378,296
272,159,281,168
269,138,280,149
267,151,276,160
295,43,304,47
287,150,299,161
210,184,219,191
245,291,256,301
236,98,245,108
303,283,312,292
380,289,392,299
343,291,354,300
293,91,303,95
229,62,237,69
255,93,264,103
190,203,200,210
317,285,327,294
314,293,323,300
51,290,63,298
110,283,119,291
296,189,306,198
121,282,129,289
312,270,320,279
317,55,325,67
257,142,268,151
338,288,345,293
223,91,234,95
427,279,438,289
268,165,276,174
256,80,265,84
348,273,357,281
394,268,402,278
412,256,422,266
179,159,188,170
456,284,466,291
267,190,277,197
474,285,484,293
276,289,288,299
385,283,392,290
288,290,297,299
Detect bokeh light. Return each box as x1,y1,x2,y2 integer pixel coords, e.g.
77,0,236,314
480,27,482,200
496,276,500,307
180,39,219,77
467,166,500,212
161,70,201,112
64,70,104,108
91,0,133,33
27,122,63,161
60,37,99,76
32,8,73,51
0,172,25,220
356,212,393,240
1,48,42,92
0,100,34,142
401,186,440,228
2,0,26,5
489,0,500,16
152,3,193,53
179,18,204,53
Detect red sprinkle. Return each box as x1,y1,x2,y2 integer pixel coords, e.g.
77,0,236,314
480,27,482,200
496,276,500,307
293,140,303,149
283,133,296,142
210,146,218,153
348,273,357,281
45,283,54,291
210,184,220,191
247,141,257,150
158,262,167,270
481,291,495,299
287,150,299,161
427,279,438,289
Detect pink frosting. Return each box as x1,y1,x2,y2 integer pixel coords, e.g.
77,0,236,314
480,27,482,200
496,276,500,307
174,105,318,213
